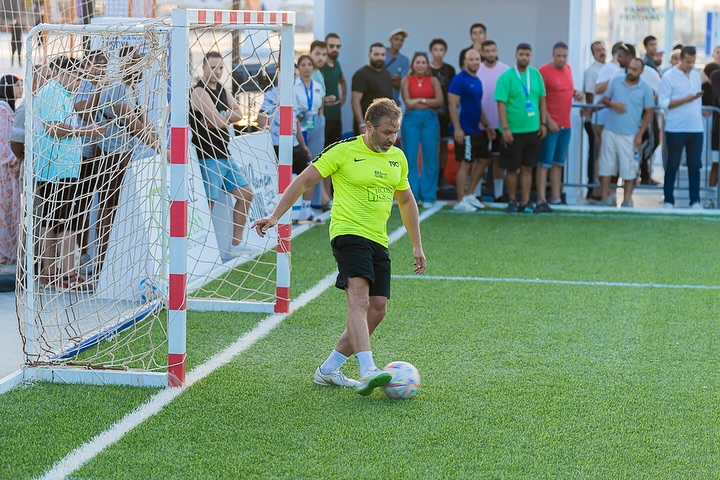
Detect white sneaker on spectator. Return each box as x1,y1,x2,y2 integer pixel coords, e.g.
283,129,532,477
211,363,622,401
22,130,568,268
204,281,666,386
690,202,704,210
221,243,253,262
421,202,434,209
663,202,674,209
453,199,477,212
463,194,485,209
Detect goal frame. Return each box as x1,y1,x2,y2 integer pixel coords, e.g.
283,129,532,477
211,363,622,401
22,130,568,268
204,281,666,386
168,8,296,386
3,9,295,392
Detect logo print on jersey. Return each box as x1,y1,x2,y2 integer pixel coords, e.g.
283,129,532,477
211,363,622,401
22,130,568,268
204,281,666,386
367,186,393,202
354,158,366,162
388,161,399,167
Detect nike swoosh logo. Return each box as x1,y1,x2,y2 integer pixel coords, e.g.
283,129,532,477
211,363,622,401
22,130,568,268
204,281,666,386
354,158,366,162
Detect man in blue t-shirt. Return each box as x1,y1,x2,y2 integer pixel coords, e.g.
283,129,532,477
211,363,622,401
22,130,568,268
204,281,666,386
598,57,655,207
448,48,496,211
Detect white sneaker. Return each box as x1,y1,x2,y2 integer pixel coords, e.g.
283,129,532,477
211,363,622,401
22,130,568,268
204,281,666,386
453,199,477,212
356,367,392,396
663,202,674,209
463,194,485,209
690,202,704,210
313,367,360,388
221,243,253,262
421,202,434,209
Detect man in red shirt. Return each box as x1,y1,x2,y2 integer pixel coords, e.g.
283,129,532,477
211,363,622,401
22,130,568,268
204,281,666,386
537,42,584,212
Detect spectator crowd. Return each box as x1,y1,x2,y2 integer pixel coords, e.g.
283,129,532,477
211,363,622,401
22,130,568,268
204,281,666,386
1,20,720,292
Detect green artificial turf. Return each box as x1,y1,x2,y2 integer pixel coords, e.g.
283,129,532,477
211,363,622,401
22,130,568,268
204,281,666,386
3,209,720,479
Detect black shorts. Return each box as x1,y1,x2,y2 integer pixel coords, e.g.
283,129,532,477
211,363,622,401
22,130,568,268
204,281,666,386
479,129,503,157
273,145,312,175
454,133,488,162
331,234,391,298
36,180,81,231
501,132,541,170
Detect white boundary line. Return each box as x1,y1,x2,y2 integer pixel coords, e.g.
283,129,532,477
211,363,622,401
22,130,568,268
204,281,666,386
392,274,720,290
37,203,442,480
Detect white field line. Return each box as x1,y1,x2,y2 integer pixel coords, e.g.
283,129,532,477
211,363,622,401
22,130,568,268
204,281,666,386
37,202,443,480
392,274,720,290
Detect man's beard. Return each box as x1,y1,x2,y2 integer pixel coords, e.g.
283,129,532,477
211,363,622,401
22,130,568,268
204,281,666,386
370,59,385,70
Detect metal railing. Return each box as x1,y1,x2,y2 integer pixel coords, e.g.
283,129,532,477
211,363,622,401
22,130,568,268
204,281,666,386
564,104,720,208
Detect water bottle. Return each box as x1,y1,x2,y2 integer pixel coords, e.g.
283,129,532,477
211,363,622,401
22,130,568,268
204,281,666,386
633,149,640,161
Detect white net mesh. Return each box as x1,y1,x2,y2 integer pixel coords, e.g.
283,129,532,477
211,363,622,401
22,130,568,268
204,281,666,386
16,17,286,373
183,23,282,308
17,23,171,370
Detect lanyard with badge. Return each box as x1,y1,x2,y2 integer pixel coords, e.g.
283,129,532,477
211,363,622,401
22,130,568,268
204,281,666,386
302,80,317,130
515,67,535,117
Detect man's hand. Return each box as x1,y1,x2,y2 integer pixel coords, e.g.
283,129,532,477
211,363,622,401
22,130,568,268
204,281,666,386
486,128,497,140
611,101,626,113
573,90,585,102
547,118,560,134
634,133,643,151
323,95,337,105
453,128,465,145
251,215,279,237
412,246,426,275
538,124,547,139
502,129,514,144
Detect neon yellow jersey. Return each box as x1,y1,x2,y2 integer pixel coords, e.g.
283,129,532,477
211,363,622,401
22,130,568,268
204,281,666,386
312,136,410,247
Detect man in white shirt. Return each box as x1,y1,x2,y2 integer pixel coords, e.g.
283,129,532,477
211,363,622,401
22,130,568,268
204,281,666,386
583,40,606,199
658,46,704,209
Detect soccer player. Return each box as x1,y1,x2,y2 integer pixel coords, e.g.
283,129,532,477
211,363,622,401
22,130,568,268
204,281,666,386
252,98,426,396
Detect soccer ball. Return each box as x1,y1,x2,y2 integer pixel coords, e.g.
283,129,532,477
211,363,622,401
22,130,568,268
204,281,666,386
139,278,159,303
382,361,420,399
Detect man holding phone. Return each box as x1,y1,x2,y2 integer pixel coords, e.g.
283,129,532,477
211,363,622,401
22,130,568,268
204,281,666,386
658,46,704,209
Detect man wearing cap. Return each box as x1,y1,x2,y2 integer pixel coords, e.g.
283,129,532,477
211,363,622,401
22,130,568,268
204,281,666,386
386,28,410,105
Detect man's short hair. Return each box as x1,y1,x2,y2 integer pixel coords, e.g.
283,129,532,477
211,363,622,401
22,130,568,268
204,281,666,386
204,51,223,63
429,38,447,51
628,57,645,69
618,42,636,57
611,41,624,56
325,32,340,42
470,23,486,35
590,40,604,54
681,46,697,58
365,98,402,127
369,42,385,53
643,35,657,48
553,41,569,52
673,43,684,51
310,40,327,52
86,49,107,64
516,42,532,52
482,40,497,49
50,55,79,73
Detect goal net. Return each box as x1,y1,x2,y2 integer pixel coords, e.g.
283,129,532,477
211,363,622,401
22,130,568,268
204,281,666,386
14,10,295,388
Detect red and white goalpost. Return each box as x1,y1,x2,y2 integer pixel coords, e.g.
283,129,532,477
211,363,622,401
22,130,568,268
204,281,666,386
3,8,296,392
168,8,296,386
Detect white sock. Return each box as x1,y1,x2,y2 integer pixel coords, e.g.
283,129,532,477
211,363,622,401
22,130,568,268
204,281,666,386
494,179,504,198
355,350,376,377
319,350,348,375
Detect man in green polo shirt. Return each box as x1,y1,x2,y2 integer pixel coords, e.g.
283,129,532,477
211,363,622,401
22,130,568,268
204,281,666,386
495,42,548,213
252,98,426,396
321,32,347,147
